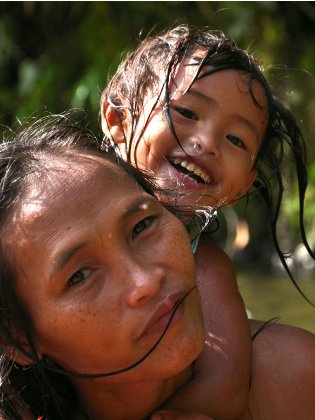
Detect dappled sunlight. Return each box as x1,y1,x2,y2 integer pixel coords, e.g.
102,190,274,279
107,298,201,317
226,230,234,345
204,332,229,359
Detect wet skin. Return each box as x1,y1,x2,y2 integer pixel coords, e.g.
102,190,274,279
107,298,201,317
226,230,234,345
109,68,269,208
6,155,205,387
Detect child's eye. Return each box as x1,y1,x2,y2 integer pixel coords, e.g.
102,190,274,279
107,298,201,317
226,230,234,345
226,134,246,149
175,107,197,120
68,268,92,287
132,217,154,238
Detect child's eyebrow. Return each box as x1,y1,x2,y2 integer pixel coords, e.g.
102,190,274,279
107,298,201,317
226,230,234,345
186,88,259,142
185,88,219,109
232,114,259,142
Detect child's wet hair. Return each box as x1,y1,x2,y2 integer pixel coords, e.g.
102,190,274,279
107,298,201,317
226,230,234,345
102,24,313,302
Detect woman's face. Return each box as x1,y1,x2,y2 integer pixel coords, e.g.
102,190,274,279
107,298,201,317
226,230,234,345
6,155,204,383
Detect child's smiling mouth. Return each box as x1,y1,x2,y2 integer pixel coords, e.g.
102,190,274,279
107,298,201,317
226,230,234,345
168,158,212,184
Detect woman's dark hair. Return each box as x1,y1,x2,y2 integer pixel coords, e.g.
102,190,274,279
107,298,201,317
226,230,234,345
0,111,204,419
102,24,313,303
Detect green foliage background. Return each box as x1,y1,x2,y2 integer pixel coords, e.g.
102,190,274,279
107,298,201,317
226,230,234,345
0,1,315,269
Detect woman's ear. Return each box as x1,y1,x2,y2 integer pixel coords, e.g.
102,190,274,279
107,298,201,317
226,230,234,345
101,101,126,144
4,330,41,366
10,347,35,366
7,340,40,366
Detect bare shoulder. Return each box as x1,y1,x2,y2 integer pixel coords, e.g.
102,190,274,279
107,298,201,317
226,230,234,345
247,320,315,419
194,234,240,315
192,237,251,419
250,319,315,367
194,234,236,287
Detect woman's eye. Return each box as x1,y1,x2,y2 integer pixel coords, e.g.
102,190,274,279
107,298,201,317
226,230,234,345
175,107,197,120
68,268,92,287
226,134,246,149
132,217,153,238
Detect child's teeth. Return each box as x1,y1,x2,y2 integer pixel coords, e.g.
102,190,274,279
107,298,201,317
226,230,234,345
170,158,210,183
194,168,203,177
186,163,195,171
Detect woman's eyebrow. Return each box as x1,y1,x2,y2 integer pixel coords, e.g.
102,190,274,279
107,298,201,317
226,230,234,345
49,196,157,279
121,196,158,218
50,243,87,279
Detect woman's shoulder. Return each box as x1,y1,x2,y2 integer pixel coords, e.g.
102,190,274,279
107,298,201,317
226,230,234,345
248,320,315,419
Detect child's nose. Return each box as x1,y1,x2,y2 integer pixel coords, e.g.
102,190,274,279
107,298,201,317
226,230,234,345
188,132,220,158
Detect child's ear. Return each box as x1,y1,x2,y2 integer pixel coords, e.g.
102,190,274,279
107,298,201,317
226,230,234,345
101,101,126,144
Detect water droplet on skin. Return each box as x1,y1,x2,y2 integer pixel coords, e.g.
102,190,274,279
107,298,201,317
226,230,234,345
139,203,149,210
192,143,202,154
186,142,202,156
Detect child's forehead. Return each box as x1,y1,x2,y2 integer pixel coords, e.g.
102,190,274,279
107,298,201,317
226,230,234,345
169,57,266,102
170,54,204,95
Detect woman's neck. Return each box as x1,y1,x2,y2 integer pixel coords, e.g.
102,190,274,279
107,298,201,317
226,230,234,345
74,365,193,420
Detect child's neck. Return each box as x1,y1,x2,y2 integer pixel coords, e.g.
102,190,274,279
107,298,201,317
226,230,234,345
74,366,193,420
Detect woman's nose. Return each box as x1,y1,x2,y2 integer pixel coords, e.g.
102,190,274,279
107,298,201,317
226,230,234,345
124,263,165,307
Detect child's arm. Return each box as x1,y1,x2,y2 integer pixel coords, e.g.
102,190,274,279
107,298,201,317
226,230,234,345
156,234,252,419
150,411,213,420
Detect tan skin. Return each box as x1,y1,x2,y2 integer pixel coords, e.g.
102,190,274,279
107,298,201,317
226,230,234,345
153,321,315,420
8,156,205,420
103,68,267,208
7,153,315,419
104,65,315,418
103,67,268,418
245,321,315,420
158,235,251,418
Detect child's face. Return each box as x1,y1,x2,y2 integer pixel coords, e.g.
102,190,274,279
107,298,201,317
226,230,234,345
6,156,204,383
107,68,269,208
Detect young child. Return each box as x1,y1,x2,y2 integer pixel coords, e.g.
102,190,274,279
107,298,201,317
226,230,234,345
101,25,313,418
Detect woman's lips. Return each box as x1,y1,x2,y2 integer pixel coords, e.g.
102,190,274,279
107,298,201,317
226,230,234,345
140,292,187,338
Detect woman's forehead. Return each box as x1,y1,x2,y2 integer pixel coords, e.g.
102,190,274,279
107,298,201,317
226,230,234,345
4,155,137,245
7,154,125,222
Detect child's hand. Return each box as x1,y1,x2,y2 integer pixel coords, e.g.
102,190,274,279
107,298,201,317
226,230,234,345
150,410,213,420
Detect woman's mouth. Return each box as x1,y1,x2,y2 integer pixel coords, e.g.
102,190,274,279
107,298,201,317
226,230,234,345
168,158,211,184
140,292,187,338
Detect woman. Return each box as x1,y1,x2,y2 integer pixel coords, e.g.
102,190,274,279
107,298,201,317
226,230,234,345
0,113,315,420
0,113,207,419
